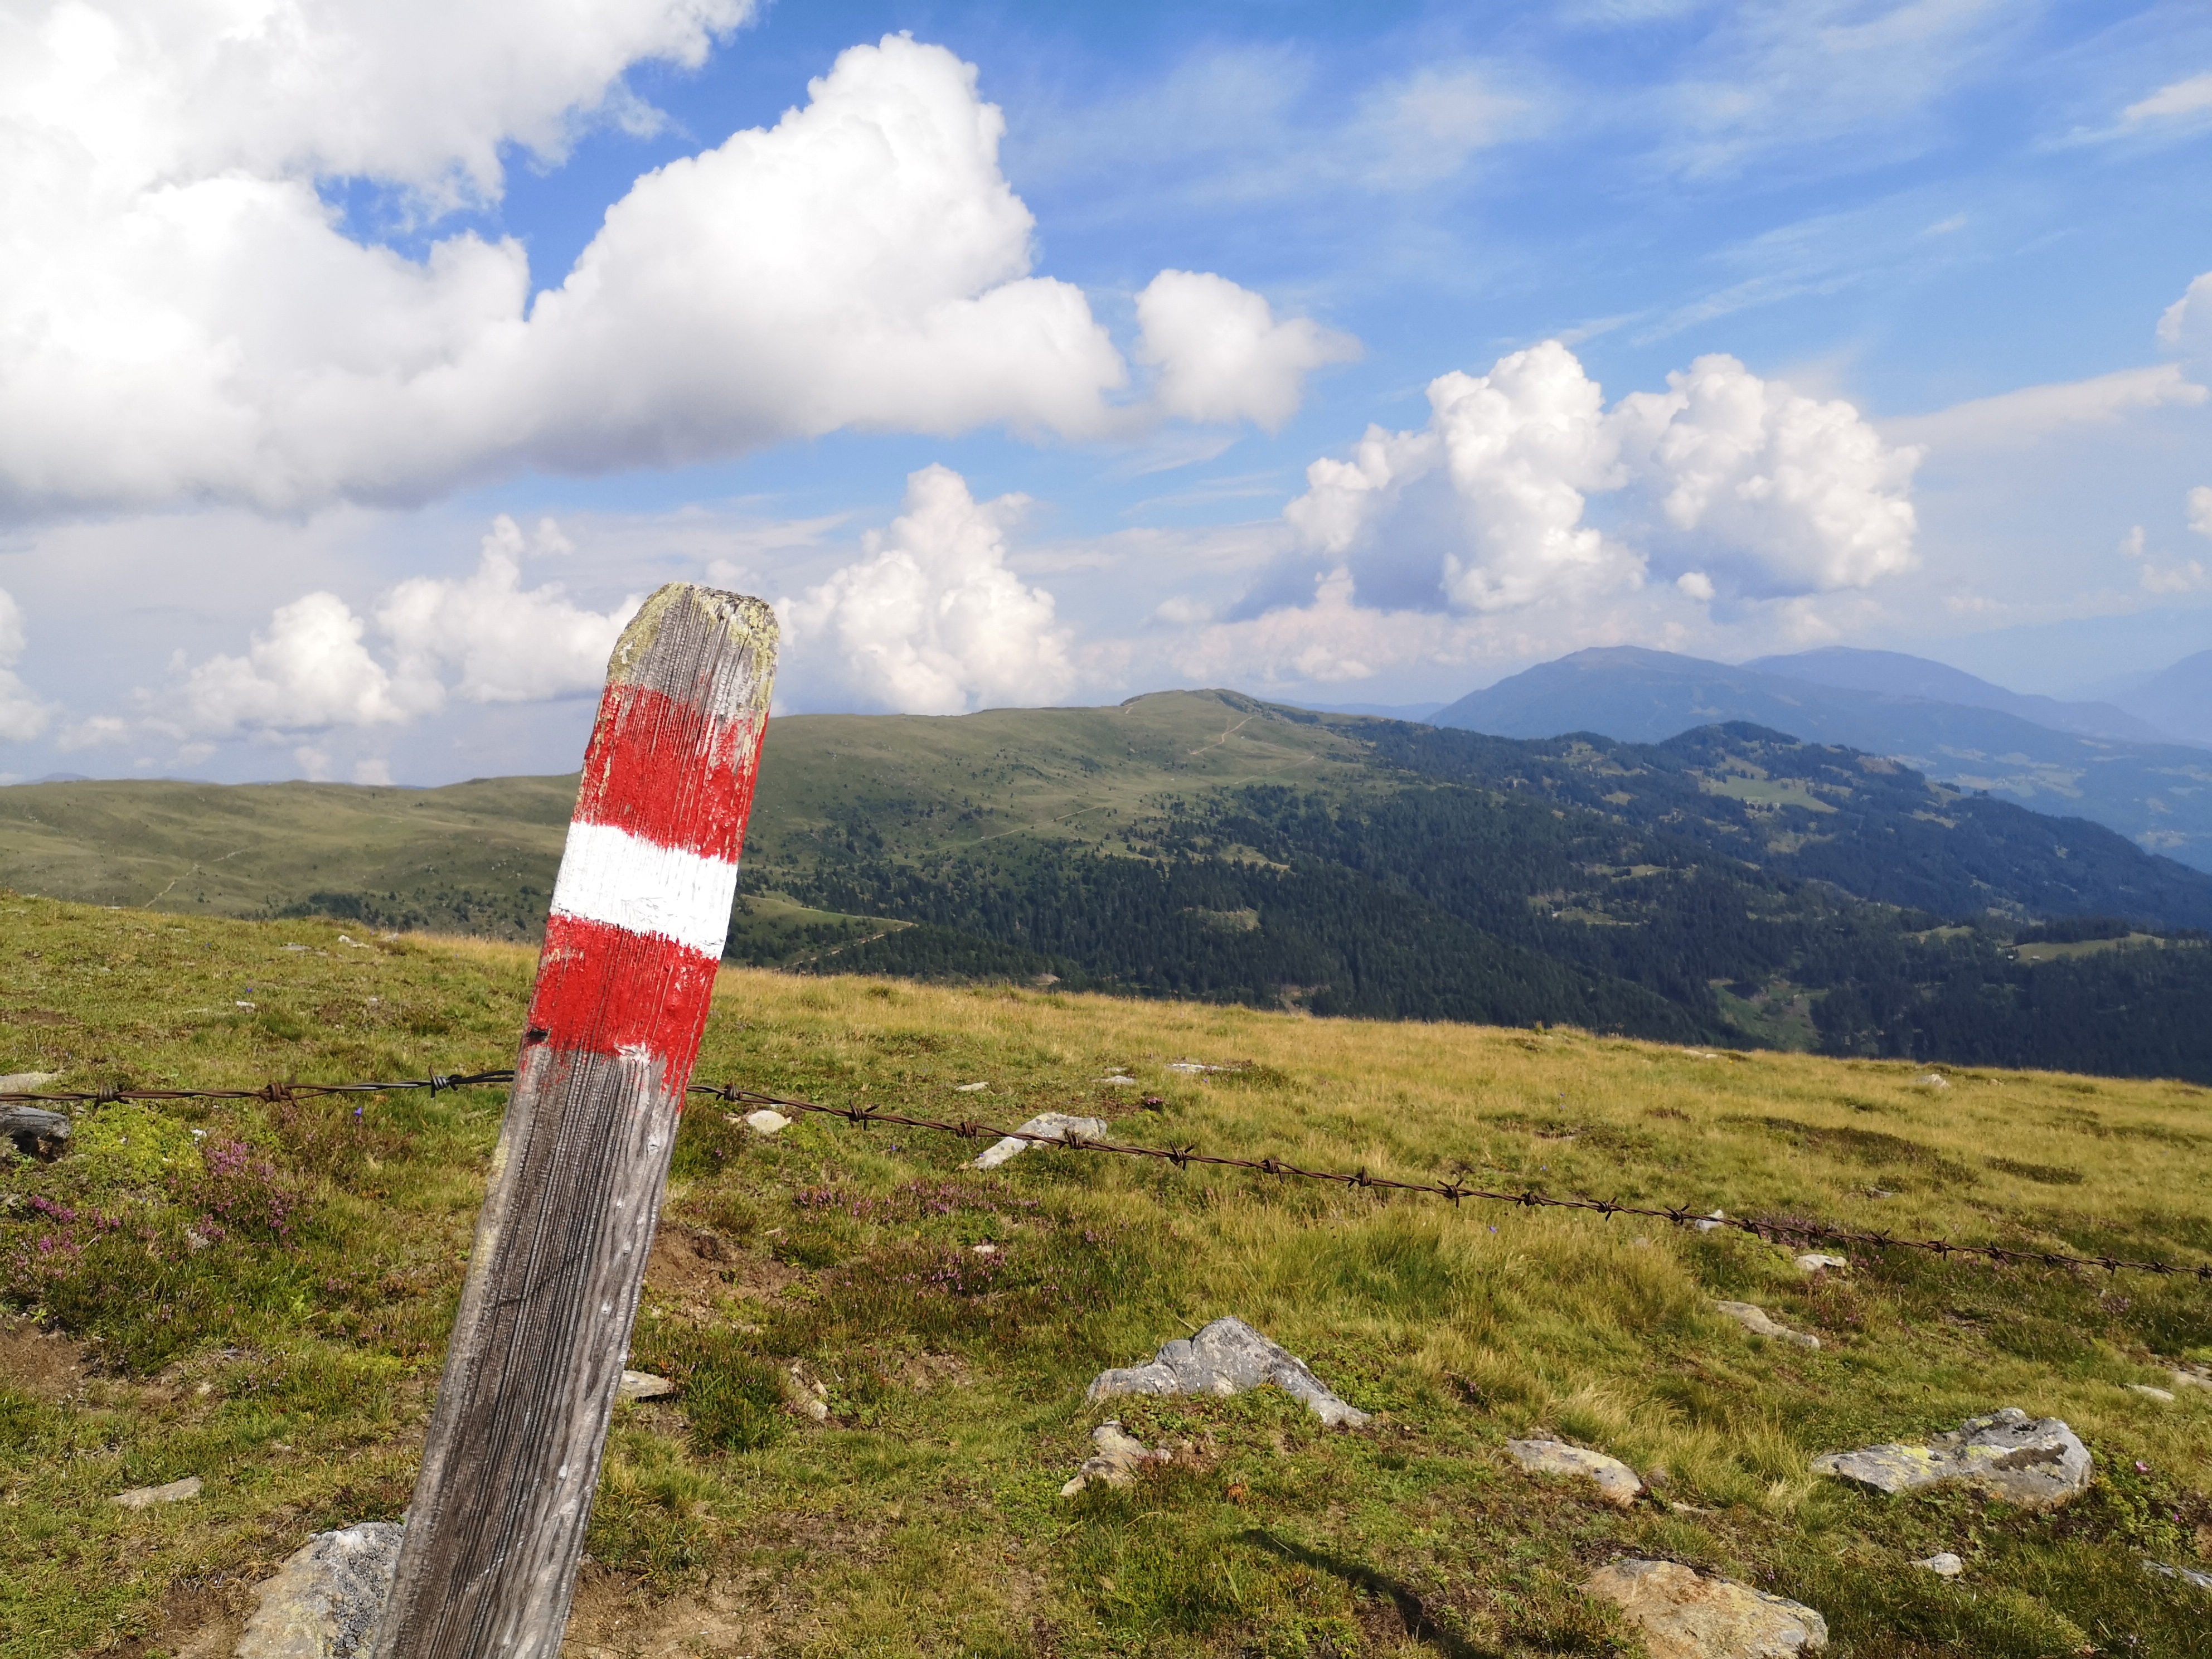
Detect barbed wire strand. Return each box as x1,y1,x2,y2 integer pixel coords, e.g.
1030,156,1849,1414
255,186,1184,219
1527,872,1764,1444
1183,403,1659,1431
4,1073,2205,1283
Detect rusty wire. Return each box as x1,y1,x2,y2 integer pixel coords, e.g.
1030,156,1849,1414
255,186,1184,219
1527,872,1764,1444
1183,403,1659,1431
3,1071,2206,1282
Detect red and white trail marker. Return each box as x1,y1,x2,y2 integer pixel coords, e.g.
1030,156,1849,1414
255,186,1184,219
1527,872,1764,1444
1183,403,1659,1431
372,585,776,1659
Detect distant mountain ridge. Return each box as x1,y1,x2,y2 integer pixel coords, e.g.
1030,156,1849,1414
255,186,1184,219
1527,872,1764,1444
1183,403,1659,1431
2109,649,2212,748
1746,647,2181,746
1434,646,2212,872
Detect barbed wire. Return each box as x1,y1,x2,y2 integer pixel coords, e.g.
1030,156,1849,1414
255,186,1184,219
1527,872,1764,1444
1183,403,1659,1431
4,1071,2206,1282
706,1084,2211,1281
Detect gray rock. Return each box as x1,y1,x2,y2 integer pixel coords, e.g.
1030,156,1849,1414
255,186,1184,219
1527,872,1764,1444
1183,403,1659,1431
235,1521,402,1659
2145,1559,2212,1592
1812,1408,2091,1508
616,1369,677,1402
1715,1301,1820,1349
972,1113,1108,1171
1794,1253,1849,1274
739,1108,789,1136
1504,1439,1643,1506
2128,1383,2176,1404
1060,1421,1168,1496
0,1104,71,1158
2171,1365,2211,1393
113,1475,201,1508
1086,1316,1368,1427
1694,1209,1728,1233
0,1071,63,1093
1914,1553,1963,1578
1584,1558,1827,1656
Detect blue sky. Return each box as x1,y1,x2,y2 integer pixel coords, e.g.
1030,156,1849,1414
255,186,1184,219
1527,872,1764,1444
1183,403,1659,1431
2,0,2210,783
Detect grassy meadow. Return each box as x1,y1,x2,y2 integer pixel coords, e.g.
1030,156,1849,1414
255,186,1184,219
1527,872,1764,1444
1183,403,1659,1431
3,895,2212,1656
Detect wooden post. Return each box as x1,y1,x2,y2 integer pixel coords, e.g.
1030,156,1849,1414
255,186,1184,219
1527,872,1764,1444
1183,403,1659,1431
371,585,777,1659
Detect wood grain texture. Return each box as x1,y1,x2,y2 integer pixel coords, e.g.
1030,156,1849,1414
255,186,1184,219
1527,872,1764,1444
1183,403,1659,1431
372,585,776,1659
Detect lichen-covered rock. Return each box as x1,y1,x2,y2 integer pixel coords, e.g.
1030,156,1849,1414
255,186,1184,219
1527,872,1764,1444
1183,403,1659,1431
2146,1559,2212,1592
1085,1316,1367,1426
1793,1253,1848,1274
235,1522,402,1659
1715,1301,1820,1349
1060,1422,1169,1496
972,1113,1108,1171
1812,1408,2090,1508
1504,1439,1643,1506
617,1369,677,1402
113,1475,201,1508
1584,1558,1827,1657
740,1109,789,1136
1914,1553,1963,1578
2128,1383,2176,1403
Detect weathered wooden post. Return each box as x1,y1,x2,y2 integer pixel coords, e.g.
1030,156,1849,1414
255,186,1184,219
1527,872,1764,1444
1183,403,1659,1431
371,585,776,1659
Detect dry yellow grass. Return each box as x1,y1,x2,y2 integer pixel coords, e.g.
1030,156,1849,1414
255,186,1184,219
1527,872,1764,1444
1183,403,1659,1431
4,901,2211,1656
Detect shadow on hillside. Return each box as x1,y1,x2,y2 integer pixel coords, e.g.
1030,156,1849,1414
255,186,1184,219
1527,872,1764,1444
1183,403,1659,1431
1240,1531,1496,1659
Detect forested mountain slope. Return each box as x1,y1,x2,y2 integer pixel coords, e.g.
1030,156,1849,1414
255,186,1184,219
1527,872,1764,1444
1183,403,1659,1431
9,691,2212,1076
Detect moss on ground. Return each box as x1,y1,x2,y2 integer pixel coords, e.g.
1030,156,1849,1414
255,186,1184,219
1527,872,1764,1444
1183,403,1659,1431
3,895,2211,1656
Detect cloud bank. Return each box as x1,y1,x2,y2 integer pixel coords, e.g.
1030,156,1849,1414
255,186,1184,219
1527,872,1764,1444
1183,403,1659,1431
1,11,1341,518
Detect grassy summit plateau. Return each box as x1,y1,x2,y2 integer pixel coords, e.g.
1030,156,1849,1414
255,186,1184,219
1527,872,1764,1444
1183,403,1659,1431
2,898,2211,1656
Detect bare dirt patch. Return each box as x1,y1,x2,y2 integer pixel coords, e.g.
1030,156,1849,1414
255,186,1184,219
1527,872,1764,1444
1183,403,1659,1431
565,1564,789,1659
0,1316,87,1400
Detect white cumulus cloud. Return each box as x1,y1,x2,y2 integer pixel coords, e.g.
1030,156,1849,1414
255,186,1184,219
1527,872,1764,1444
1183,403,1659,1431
1134,271,1360,431
1279,339,1917,617
382,516,639,706
179,591,433,734
0,16,1342,518
780,465,1075,716
2190,486,2212,539
1611,352,1921,592
0,587,56,741
169,516,634,735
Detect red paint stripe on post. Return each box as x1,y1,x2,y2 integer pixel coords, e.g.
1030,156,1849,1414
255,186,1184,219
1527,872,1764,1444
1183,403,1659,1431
527,913,721,1066
373,586,777,1659
573,682,763,861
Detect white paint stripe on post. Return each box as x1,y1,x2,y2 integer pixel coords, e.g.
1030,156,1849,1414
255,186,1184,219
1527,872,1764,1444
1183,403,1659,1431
547,819,741,958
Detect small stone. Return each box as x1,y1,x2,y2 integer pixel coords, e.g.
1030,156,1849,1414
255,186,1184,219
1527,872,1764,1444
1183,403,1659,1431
1914,1553,1963,1578
1167,1061,1228,1074
1794,1254,1849,1274
1812,1408,2092,1509
741,1109,789,1136
1584,1558,1827,1657
2145,1559,2212,1592
1714,1301,1820,1349
1086,1316,1367,1427
2128,1384,2176,1403
235,1521,402,1659
971,1243,1000,1255
1915,1074,1950,1089
1098,1074,1137,1085
2171,1366,2211,1393
1060,1421,1170,1496
954,1081,990,1093
113,1475,201,1508
617,1370,677,1403
1504,1439,1643,1506
972,1112,1108,1171
1694,1209,1728,1233
0,1071,62,1093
